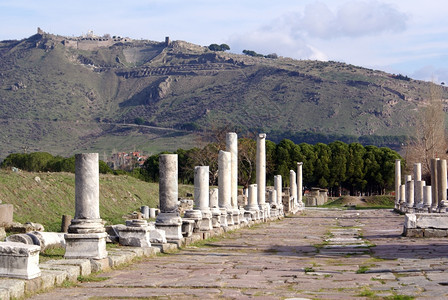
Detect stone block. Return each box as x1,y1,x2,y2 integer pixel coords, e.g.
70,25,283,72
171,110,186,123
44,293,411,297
24,276,43,294
39,262,79,281
149,229,167,244
0,242,41,280
50,259,91,277
0,279,25,299
39,271,57,290
181,219,195,237
423,228,448,237
89,257,110,272
403,228,424,238
64,232,107,259
151,243,178,253
117,226,151,248
40,269,67,285
0,205,13,226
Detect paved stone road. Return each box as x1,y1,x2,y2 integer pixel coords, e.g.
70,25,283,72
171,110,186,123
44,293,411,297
30,209,448,299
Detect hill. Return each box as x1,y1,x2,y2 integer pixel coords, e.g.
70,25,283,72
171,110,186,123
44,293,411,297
0,29,447,159
0,169,193,231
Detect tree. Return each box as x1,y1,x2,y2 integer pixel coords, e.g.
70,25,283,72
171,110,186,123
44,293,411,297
238,138,256,189
346,143,366,195
328,141,349,196
404,82,447,176
313,143,331,188
208,43,230,51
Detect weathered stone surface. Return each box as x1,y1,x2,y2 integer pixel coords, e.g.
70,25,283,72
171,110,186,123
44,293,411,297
64,233,108,259
0,242,41,280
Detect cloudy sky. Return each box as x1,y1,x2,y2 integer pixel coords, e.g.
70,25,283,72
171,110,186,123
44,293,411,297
1,0,447,83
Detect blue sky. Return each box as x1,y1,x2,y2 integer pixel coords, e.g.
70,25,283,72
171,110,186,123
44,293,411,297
1,0,447,83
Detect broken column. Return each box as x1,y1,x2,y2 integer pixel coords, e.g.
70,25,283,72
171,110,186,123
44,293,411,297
209,188,221,228
269,189,278,217
415,180,426,209
395,159,401,209
437,159,448,211
193,166,212,231
65,153,107,260
155,154,183,241
256,133,268,219
226,132,240,225
297,162,303,207
274,175,283,214
245,184,259,221
218,150,232,226
423,185,432,212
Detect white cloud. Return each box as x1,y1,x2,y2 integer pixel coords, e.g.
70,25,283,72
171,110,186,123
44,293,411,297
291,0,408,39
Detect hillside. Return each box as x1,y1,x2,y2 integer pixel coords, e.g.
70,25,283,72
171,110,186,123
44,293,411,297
0,29,447,159
0,169,193,231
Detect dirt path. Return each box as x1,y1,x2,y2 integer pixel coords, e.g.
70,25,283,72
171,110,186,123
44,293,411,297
29,209,448,299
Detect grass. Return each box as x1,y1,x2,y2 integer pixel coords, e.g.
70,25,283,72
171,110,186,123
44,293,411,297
78,273,110,283
356,265,371,274
321,195,395,209
304,267,315,273
39,246,65,263
0,169,193,231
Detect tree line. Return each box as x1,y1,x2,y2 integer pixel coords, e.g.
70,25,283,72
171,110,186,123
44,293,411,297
0,139,402,196
139,139,402,196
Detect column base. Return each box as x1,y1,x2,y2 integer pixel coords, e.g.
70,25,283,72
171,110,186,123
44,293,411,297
64,232,108,260
117,225,151,248
155,212,183,241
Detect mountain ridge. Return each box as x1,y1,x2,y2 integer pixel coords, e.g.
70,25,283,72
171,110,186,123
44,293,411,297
0,29,446,160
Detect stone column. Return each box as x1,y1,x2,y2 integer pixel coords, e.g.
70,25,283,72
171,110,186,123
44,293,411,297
218,150,232,226
399,184,406,209
431,158,440,211
65,153,107,259
423,185,432,211
209,188,221,228
155,154,183,241
297,162,303,206
414,181,425,209
245,184,259,220
274,175,283,213
194,166,212,231
406,180,414,211
226,132,240,224
413,163,421,206
437,159,447,210
269,189,278,217
256,133,267,216
395,159,401,208
290,170,297,209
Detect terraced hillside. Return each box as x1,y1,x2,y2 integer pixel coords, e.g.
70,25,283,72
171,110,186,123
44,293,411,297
0,30,446,159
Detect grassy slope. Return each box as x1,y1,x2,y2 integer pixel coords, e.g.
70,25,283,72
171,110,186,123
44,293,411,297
1,34,447,160
0,170,193,232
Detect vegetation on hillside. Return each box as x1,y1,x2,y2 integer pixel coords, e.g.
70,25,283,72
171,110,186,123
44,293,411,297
1,32,447,160
0,169,193,231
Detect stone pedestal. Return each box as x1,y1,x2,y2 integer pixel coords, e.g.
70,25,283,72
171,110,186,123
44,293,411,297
117,219,151,248
183,209,203,233
149,208,156,218
65,153,107,260
0,242,41,279
155,154,183,241
65,233,108,259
